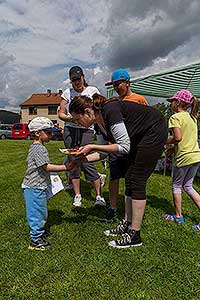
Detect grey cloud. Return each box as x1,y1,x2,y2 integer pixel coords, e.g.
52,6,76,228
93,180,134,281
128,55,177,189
1,0,199,112
0,97,10,108
0,0,110,111
0,27,30,40
107,24,199,70
0,62,68,110
5,0,28,15
0,50,15,97
108,0,198,22
0,50,15,67
102,0,200,70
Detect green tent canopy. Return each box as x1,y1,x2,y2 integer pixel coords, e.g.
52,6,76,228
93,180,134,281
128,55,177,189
106,61,200,99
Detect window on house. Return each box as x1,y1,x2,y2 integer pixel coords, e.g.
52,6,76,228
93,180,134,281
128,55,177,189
29,107,37,115
48,106,58,115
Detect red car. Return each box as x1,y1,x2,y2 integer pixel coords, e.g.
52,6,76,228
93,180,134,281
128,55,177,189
11,123,31,140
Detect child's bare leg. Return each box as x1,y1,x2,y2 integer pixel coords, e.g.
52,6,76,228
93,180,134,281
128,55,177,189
72,178,81,195
109,179,119,209
182,163,200,209
189,191,200,209
173,193,183,217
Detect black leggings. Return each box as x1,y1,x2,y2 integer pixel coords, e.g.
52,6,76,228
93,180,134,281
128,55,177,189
125,145,164,199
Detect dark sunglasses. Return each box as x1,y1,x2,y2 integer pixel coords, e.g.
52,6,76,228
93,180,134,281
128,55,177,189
71,77,82,83
113,80,126,87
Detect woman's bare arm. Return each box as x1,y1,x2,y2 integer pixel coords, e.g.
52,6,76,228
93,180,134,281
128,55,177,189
58,99,73,122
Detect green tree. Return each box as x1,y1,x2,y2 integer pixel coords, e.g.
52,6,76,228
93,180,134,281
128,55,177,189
0,110,20,124
152,102,171,121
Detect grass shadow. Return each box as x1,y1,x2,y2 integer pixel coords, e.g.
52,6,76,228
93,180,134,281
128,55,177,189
53,167,126,226
147,195,174,214
46,209,65,230
154,170,173,178
64,178,96,199
62,206,106,224
58,191,126,225
46,195,174,228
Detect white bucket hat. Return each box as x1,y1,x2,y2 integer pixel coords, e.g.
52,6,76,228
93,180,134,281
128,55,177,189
28,117,54,132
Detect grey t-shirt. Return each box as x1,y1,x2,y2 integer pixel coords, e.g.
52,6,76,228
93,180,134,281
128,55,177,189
22,144,50,189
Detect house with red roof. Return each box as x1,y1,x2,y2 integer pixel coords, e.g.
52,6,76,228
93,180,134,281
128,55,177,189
20,89,64,127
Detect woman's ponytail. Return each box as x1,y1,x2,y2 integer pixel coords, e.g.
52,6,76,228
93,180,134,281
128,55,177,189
92,94,107,110
92,94,120,111
190,96,199,119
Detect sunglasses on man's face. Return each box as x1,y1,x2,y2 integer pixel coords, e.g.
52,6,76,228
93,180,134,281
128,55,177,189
71,77,82,83
113,80,126,88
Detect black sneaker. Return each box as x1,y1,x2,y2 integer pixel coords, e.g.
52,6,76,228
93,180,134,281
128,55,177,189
43,230,52,239
104,219,130,236
101,207,117,223
108,229,142,248
28,237,51,251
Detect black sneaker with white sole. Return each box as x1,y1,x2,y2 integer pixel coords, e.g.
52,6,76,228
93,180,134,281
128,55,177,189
42,230,52,239
108,229,142,248
104,219,130,236
28,237,51,251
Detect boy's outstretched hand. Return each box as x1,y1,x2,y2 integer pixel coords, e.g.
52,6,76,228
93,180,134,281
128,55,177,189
64,154,85,171
64,160,78,171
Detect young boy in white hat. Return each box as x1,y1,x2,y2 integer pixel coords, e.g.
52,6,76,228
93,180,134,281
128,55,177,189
22,117,74,250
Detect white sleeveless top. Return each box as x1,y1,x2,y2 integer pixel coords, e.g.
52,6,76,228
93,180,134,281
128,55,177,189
61,86,100,130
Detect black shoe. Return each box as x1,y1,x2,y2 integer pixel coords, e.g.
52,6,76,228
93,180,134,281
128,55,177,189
43,230,52,239
28,237,51,251
101,207,117,223
104,219,130,236
108,229,142,248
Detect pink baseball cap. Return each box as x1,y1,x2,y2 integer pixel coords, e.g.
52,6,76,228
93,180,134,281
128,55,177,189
167,90,193,104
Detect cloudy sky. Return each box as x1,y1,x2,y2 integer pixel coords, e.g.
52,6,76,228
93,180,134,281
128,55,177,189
0,0,200,112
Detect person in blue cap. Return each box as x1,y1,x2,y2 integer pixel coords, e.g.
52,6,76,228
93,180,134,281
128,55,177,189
104,69,148,222
105,69,130,85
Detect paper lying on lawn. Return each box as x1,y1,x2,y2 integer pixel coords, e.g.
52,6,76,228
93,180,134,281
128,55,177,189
46,172,64,199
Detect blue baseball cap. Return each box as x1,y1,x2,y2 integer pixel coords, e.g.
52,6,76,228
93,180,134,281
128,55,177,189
105,69,130,86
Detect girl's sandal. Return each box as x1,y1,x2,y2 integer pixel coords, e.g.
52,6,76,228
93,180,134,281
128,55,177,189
164,214,184,224
192,223,200,231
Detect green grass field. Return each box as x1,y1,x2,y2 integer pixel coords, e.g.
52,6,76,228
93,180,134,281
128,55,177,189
0,140,200,300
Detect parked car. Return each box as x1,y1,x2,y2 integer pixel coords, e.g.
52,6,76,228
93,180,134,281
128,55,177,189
0,124,12,139
11,122,31,140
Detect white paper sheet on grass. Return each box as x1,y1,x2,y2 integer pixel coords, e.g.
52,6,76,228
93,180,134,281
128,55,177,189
46,172,64,199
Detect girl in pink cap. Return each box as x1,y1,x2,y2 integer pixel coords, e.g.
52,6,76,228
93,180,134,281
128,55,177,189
164,90,200,231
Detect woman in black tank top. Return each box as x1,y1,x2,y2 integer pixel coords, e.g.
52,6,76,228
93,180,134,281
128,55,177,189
68,94,168,248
